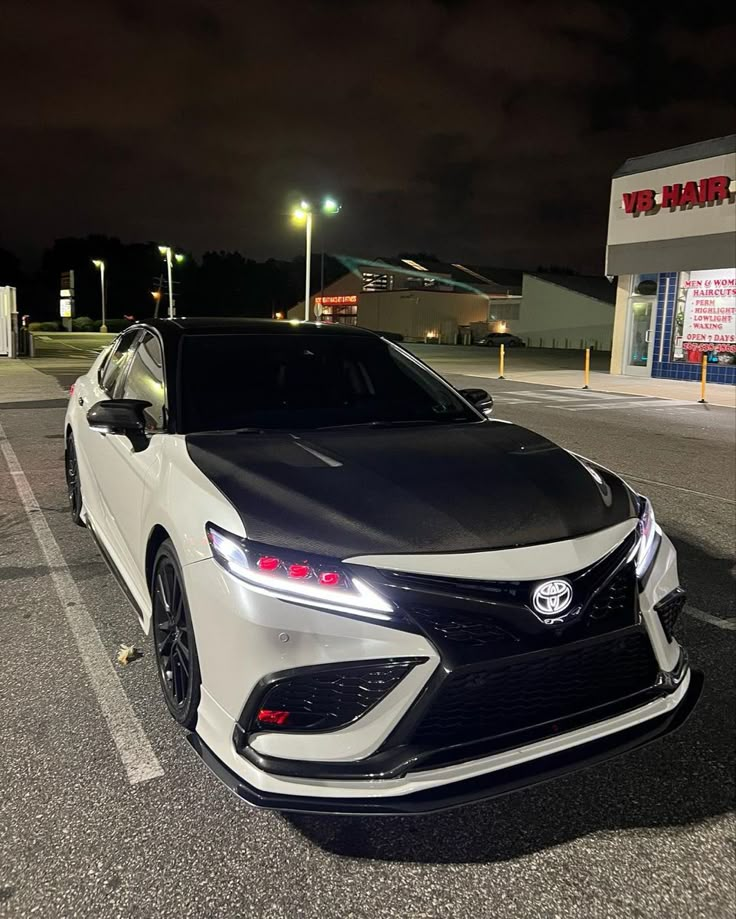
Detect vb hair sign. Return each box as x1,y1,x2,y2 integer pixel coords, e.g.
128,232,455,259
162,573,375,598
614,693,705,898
622,175,733,215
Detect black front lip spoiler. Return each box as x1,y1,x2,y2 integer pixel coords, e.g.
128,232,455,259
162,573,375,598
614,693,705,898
187,668,703,816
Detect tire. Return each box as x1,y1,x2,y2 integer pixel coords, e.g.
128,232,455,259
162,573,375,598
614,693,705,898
65,433,86,527
151,539,201,729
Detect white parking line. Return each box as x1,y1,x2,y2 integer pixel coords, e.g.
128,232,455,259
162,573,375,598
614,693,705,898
566,399,694,412
620,473,736,504
0,422,164,785
482,387,698,413
685,606,736,631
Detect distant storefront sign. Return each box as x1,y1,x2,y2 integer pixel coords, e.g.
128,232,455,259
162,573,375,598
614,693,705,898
314,295,357,306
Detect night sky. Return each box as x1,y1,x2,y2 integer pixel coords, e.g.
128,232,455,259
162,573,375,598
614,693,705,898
2,0,735,273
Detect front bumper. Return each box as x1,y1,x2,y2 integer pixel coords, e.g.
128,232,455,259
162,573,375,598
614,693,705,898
184,527,699,809
187,667,703,814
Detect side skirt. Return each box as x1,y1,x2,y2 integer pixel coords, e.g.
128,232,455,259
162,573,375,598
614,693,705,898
86,519,148,626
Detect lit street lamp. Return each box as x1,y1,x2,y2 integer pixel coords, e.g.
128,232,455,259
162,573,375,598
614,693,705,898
292,197,341,320
91,259,107,332
158,245,185,319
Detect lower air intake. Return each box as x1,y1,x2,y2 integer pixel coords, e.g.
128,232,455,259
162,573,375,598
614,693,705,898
252,659,421,732
655,588,687,642
411,631,658,747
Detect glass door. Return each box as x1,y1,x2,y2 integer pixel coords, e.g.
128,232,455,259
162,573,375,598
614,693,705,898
624,275,658,376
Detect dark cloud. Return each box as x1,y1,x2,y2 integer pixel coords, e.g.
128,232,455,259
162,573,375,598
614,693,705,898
1,0,734,271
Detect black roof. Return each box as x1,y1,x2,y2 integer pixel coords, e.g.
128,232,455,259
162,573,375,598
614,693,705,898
143,317,376,339
613,134,736,178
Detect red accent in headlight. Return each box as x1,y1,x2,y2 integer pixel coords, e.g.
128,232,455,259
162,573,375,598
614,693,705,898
69,384,75,396
319,571,341,586
257,709,290,726
257,556,280,571
288,563,311,579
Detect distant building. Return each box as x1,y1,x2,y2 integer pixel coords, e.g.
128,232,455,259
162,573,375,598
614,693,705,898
289,257,522,342
606,134,735,385
288,258,618,349
514,273,616,350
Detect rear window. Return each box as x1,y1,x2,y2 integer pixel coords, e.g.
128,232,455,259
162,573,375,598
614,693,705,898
178,333,477,432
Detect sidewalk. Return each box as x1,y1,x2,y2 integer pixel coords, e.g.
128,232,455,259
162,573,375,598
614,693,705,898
0,360,69,404
494,368,736,406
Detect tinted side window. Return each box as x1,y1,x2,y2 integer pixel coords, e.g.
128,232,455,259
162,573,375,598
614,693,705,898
119,333,166,431
101,330,139,393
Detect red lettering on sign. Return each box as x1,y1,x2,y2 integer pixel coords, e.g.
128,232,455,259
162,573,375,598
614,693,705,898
708,175,730,202
623,175,733,216
661,184,681,207
679,181,699,206
622,192,637,214
636,189,655,212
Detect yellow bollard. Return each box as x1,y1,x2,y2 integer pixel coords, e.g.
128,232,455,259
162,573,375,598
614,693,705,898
498,343,505,380
698,353,707,403
582,347,590,389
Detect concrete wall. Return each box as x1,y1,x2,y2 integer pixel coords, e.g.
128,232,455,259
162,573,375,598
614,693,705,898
0,287,16,356
609,275,632,373
356,290,489,341
514,275,615,349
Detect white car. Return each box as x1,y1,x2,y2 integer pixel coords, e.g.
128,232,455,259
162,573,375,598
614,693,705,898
65,318,701,814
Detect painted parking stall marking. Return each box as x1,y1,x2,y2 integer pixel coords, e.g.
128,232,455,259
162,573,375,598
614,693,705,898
0,420,164,785
487,388,701,412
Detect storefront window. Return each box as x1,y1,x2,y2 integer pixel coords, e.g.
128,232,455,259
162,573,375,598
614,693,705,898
672,268,736,365
318,295,359,326
633,273,658,297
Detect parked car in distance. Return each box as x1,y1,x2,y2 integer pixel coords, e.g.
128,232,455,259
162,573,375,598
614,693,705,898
477,332,526,348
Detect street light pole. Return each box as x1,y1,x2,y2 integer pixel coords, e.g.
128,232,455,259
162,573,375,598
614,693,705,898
92,259,107,332
291,197,340,322
165,247,174,318
158,246,184,319
304,210,313,321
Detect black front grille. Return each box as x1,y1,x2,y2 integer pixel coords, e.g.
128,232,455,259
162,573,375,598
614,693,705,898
253,659,418,732
655,588,687,641
410,607,521,647
397,564,639,656
411,631,659,747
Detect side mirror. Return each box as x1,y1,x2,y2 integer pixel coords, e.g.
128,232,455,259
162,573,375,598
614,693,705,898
87,399,151,449
458,388,494,415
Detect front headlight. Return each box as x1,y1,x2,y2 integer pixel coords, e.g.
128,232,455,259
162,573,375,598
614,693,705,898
635,496,661,577
205,523,394,620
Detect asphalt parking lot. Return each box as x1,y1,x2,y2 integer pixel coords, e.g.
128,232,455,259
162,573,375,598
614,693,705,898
1,349,734,919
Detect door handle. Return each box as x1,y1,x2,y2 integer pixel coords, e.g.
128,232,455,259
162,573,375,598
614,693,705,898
78,396,85,406
644,330,652,343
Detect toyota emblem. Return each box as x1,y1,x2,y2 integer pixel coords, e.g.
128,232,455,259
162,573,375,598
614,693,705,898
532,579,574,620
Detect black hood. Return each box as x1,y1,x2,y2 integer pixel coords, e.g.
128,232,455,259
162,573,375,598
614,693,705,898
186,422,637,558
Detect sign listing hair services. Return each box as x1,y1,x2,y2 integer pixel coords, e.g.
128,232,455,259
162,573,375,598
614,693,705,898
681,269,736,346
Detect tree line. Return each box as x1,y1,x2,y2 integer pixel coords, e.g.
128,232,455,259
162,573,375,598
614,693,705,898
0,236,348,325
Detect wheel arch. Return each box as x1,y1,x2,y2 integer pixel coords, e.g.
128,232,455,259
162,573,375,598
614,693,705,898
145,524,172,596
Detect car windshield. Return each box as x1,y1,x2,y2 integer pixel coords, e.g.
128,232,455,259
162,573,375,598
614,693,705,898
179,333,480,432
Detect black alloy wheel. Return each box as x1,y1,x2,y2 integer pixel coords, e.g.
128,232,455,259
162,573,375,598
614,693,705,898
152,540,201,729
65,434,86,527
